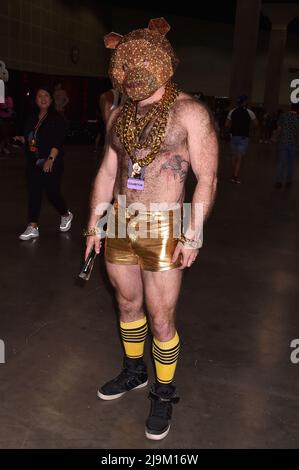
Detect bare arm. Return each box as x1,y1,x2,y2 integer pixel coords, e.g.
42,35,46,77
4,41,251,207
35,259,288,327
172,101,218,269
42,147,59,173
252,118,259,128
186,101,218,239
85,111,118,258
88,114,118,228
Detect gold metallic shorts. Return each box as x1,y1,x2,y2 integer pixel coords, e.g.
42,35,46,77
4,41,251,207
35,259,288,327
104,204,182,272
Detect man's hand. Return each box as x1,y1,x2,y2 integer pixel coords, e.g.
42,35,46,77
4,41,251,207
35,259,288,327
172,241,199,269
85,235,102,260
43,159,54,173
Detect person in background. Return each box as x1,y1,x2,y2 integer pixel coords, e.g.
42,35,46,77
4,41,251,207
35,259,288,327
53,82,69,116
93,100,105,152
16,86,73,240
225,95,258,184
259,109,271,144
100,88,126,124
94,89,126,151
268,110,282,143
275,103,299,189
0,86,14,156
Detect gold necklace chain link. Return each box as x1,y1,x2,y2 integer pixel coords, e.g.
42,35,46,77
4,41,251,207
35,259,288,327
115,82,179,168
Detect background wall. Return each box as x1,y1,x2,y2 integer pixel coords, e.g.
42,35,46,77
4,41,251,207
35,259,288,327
111,6,299,106
253,31,299,107
0,0,109,77
110,8,233,98
0,1,298,105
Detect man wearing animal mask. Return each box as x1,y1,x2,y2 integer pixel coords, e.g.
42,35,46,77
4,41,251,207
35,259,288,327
85,18,218,440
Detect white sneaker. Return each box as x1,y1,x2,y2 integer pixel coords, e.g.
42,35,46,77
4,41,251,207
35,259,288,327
19,225,39,240
60,211,73,232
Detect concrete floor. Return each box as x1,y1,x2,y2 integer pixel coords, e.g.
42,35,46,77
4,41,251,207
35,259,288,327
0,141,299,449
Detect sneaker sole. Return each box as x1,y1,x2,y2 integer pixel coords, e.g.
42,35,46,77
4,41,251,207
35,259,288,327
145,425,170,441
19,234,39,240
60,214,73,232
97,380,148,401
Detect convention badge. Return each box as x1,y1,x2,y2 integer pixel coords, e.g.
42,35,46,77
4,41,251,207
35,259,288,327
127,160,145,190
29,139,38,153
28,132,38,153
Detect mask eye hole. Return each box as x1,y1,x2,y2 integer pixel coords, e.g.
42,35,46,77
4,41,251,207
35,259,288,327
122,63,128,72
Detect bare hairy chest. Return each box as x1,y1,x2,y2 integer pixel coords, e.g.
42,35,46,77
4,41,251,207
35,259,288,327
110,103,188,158
110,99,193,200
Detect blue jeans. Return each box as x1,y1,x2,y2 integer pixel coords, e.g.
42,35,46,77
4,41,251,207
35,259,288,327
230,135,249,155
231,136,249,155
276,144,297,183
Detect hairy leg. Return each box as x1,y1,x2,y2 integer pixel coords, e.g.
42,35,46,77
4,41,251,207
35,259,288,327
142,268,183,341
105,261,144,322
98,262,148,399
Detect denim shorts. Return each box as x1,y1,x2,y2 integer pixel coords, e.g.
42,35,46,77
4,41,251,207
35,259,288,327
231,136,249,155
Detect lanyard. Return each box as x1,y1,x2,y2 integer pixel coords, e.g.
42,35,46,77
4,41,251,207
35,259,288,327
33,112,48,141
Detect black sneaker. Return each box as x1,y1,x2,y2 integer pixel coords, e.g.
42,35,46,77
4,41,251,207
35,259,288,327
145,383,179,440
97,357,148,400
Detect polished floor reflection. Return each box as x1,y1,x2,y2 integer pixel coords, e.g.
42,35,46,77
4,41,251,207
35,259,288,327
0,141,299,449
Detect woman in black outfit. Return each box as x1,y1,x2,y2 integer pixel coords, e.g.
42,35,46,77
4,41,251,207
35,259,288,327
18,86,73,240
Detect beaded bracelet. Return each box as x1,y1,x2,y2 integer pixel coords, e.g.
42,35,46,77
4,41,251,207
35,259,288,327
179,234,202,249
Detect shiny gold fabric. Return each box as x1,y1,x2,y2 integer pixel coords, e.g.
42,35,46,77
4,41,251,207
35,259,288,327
105,205,182,272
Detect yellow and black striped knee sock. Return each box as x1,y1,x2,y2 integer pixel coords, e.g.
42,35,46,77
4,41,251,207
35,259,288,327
120,317,148,359
152,332,180,384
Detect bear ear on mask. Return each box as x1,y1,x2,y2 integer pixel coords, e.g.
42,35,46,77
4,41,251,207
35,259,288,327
148,17,171,36
104,32,123,49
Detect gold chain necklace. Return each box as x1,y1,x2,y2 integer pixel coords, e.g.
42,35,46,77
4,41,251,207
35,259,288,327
115,82,179,176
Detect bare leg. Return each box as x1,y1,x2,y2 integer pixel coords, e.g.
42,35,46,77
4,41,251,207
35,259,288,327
142,268,182,342
234,154,242,177
232,152,242,178
105,261,144,322
232,153,237,175
142,268,182,440
97,262,148,401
